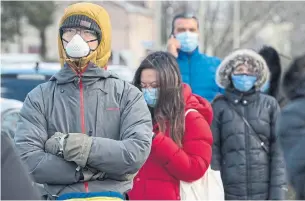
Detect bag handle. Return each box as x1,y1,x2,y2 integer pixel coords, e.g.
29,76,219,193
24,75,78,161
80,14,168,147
226,102,269,153
185,109,198,117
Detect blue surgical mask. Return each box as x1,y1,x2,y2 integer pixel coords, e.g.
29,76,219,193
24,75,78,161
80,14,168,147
175,32,199,53
142,88,159,107
260,80,270,93
231,74,257,92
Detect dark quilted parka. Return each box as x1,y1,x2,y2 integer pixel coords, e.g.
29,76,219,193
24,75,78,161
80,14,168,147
211,49,287,200
276,55,305,200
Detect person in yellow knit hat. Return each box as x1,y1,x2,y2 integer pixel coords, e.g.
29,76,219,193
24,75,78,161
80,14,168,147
14,2,152,200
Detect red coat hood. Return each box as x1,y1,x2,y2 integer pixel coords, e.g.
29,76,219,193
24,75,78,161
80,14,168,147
183,84,213,125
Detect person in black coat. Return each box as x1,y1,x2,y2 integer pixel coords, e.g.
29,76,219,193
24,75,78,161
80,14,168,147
1,132,40,200
276,54,305,199
258,46,287,107
211,49,287,200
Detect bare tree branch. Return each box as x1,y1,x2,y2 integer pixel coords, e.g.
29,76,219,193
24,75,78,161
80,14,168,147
217,12,273,57
209,1,221,48
212,2,234,55
213,23,233,56
160,1,303,57
202,2,211,53
214,1,280,57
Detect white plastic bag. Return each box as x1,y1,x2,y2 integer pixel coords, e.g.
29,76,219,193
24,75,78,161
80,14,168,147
180,109,224,200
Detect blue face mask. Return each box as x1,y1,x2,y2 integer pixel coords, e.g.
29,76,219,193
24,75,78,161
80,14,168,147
175,32,199,53
260,80,270,93
142,88,159,107
231,74,257,92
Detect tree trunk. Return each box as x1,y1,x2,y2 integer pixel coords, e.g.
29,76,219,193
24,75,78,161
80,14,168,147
16,18,23,53
39,28,46,59
161,2,169,45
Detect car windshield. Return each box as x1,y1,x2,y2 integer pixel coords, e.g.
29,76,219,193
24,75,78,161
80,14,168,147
1,74,51,102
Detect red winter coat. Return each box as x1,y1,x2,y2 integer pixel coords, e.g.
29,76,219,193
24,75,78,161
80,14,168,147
128,84,213,200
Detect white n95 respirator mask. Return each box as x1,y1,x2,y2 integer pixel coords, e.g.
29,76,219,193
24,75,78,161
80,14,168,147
65,34,90,58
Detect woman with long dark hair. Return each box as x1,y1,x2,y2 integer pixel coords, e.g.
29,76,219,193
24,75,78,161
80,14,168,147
128,51,213,200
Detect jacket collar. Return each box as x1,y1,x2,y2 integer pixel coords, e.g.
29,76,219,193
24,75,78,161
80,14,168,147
183,83,213,125
177,47,201,59
50,62,118,93
224,87,259,105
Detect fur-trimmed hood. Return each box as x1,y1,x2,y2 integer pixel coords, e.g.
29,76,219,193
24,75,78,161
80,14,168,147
216,49,270,90
283,54,305,100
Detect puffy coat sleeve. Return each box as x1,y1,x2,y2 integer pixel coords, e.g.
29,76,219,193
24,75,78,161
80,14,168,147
14,85,80,185
87,83,153,176
211,101,222,171
213,57,224,95
151,111,213,182
276,100,305,199
269,100,287,199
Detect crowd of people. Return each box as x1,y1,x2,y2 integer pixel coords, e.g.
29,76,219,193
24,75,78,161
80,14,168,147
2,2,305,200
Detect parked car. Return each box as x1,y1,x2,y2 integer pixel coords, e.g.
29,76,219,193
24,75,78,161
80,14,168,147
1,98,23,140
1,62,60,140
1,53,41,67
1,62,61,102
107,65,135,83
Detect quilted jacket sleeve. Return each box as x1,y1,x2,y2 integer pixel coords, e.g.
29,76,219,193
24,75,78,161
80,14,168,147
276,100,305,199
211,102,222,171
151,111,213,182
14,86,80,185
269,100,287,199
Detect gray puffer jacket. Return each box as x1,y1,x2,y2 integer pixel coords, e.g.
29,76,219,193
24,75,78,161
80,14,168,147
211,49,287,200
14,63,153,199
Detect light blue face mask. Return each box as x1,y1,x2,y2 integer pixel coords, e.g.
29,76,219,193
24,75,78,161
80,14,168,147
260,80,270,93
175,31,199,53
231,74,257,92
142,88,159,107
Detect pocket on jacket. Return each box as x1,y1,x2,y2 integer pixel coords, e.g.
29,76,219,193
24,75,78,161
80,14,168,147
144,179,178,200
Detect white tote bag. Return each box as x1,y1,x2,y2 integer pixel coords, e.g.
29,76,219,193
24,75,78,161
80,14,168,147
180,109,225,200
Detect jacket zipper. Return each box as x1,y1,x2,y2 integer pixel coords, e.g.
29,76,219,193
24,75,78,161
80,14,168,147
78,73,89,193
188,56,192,88
243,105,250,198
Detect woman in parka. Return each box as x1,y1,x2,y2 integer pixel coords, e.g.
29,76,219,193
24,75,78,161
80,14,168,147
211,49,287,200
276,54,305,199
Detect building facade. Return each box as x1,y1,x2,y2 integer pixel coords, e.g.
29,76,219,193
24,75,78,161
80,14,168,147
1,1,156,69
